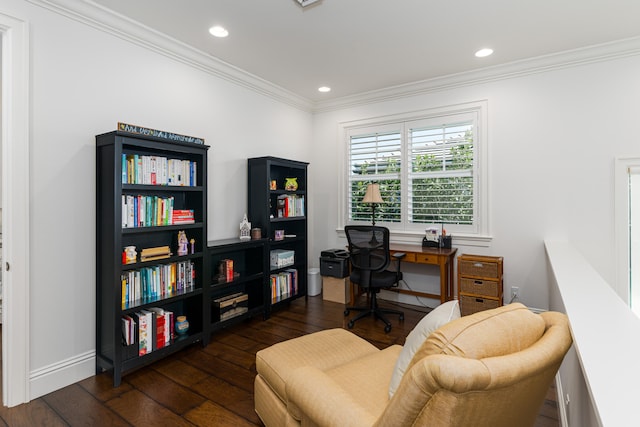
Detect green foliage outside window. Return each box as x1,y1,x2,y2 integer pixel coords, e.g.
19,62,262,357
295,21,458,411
350,130,474,226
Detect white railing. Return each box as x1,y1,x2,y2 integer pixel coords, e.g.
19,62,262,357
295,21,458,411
545,240,640,427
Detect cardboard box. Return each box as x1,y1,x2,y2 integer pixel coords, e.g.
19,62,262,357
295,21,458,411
322,276,349,303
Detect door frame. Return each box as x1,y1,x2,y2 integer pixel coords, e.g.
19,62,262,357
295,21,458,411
1,11,31,407
614,157,640,305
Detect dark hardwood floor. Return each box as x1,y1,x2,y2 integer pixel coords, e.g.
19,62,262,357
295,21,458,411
0,297,560,426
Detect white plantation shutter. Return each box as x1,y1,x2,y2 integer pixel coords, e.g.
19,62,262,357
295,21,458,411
348,129,402,223
408,121,474,227
344,104,484,236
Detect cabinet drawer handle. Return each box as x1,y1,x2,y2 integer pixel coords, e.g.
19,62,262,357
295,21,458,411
474,280,482,285
473,263,484,268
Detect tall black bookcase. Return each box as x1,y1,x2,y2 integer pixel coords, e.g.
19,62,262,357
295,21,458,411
248,157,308,315
96,129,209,386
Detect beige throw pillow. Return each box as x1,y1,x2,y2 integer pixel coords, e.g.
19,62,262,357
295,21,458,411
388,300,460,397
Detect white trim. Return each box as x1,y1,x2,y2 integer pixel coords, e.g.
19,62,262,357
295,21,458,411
29,350,95,400
338,100,490,243
613,156,640,303
315,36,640,113
0,12,31,407
20,1,640,115
24,0,313,112
555,372,569,427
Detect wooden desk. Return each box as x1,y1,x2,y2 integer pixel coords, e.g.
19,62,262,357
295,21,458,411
387,244,458,303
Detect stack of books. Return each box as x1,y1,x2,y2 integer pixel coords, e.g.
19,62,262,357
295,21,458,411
172,209,195,224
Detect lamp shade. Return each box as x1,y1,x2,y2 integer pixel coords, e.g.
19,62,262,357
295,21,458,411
362,183,384,204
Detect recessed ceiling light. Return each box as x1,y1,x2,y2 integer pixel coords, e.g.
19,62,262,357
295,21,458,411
475,48,493,58
318,86,331,93
209,26,229,38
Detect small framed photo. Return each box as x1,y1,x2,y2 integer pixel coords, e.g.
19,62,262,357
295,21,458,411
274,229,285,241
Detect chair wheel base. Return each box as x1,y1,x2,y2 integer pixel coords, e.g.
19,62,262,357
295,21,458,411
399,314,404,321
344,309,350,316
384,324,392,333
348,320,355,329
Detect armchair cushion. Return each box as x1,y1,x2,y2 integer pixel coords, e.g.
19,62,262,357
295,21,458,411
255,328,378,424
405,302,545,375
287,345,402,426
388,299,460,397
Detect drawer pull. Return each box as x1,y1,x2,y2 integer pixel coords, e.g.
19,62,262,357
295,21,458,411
474,280,482,285
473,263,484,268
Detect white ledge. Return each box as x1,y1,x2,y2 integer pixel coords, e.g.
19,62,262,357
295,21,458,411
545,240,640,427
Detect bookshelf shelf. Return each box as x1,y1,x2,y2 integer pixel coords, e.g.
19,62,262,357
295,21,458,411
248,157,308,315
96,129,209,386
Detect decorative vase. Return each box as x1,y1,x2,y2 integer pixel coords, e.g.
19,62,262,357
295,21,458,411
175,316,189,336
284,177,298,191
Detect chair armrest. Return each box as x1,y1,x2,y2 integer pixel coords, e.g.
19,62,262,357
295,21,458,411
392,252,406,274
287,366,377,427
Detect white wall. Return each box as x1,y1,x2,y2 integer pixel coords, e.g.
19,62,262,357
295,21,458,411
5,0,640,401
311,53,640,310
2,0,312,398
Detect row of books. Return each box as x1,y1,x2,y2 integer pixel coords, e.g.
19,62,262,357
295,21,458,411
276,194,305,218
270,268,298,304
122,307,175,357
122,154,197,186
121,194,195,228
121,260,196,309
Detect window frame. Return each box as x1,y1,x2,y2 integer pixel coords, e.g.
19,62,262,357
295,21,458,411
338,100,491,246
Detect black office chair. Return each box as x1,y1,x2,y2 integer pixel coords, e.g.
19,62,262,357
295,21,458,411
343,225,405,333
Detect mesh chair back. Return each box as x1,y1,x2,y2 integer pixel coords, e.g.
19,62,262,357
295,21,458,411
344,226,391,275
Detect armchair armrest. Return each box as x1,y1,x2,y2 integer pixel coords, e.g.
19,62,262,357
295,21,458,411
287,366,377,427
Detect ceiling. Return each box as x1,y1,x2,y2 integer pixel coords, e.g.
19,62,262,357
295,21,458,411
91,0,640,103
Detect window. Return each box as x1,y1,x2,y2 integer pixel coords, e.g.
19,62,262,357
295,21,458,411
343,101,488,241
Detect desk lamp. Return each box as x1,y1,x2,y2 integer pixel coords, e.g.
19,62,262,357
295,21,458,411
362,183,384,226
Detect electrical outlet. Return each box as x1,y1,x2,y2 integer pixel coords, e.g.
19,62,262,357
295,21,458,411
511,286,519,301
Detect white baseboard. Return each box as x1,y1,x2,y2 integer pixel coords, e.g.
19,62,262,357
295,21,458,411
29,350,95,399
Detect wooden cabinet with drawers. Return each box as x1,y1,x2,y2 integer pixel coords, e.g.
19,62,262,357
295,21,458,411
457,254,503,316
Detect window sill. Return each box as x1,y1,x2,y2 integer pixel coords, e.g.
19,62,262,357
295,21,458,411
336,228,492,248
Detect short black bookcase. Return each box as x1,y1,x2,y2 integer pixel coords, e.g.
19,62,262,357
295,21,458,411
207,238,268,330
96,129,209,386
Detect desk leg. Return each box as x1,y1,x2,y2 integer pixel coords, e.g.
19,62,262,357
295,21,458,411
439,261,447,304
449,257,454,301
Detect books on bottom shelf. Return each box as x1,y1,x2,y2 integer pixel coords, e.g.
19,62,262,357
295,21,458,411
121,308,175,359
269,268,298,304
121,260,195,309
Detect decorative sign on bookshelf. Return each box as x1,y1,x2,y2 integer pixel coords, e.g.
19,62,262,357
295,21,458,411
118,122,205,145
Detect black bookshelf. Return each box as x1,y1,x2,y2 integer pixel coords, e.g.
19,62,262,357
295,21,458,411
248,157,308,316
207,238,268,330
96,129,209,386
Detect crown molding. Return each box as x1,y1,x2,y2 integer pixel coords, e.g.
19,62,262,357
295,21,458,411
23,0,640,115
313,36,640,113
25,0,314,112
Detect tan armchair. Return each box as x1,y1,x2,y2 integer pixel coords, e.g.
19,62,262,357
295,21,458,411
254,303,572,427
